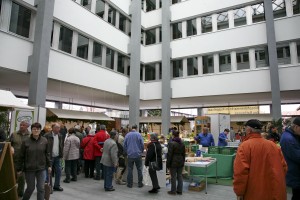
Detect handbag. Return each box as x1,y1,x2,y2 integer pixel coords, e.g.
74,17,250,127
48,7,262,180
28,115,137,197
150,143,160,171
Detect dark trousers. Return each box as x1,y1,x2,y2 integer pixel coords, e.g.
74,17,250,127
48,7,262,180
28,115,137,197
23,170,45,200
170,167,183,193
292,187,300,200
95,156,103,179
103,165,115,190
148,168,159,189
65,159,78,181
84,159,95,178
127,157,143,187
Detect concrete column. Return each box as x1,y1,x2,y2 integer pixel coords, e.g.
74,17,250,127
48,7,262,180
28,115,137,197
104,2,109,21
54,101,63,109
156,0,160,9
141,64,145,81
75,0,80,3
212,14,217,32
28,0,55,124
285,0,293,17
71,31,78,56
88,39,93,62
264,0,282,120
182,58,187,77
143,0,147,12
113,51,118,71
249,48,256,69
90,0,96,14
125,19,131,35
29,11,36,41
213,53,219,73
155,27,160,43
196,17,202,35
246,6,252,25
197,108,203,116
124,57,129,75
228,10,234,28
142,31,146,45
52,22,60,50
155,63,160,80
128,0,142,126
0,0,12,32
101,46,106,67
231,51,237,71
182,21,187,38
161,0,171,135
115,11,120,28
290,42,298,64
197,56,203,75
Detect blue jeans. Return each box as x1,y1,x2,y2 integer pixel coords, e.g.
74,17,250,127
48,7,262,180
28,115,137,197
51,156,62,188
103,165,115,190
127,157,143,187
23,170,45,200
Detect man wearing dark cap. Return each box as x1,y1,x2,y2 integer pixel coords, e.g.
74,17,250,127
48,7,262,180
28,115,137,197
233,119,287,200
280,117,300,200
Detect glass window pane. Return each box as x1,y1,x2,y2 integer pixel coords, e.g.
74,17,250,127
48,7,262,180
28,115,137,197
277,45,291,65
297,41,300,62
217,11,229,30
255,47,269,68
81,0,91,10
252,3,265,23
146,0,156,12
119,13,126,32
173,60,183,78
106,47,115,69
9,2,31,38
234,8,246,27
140,64,143,81
172,0,181,4
145,63,156,81
272,0,286,19
237,51,250,70
145,28,156,45
77,34,89,59
293,0,300,15
159,27,162,42
187,57,198,76
219,54,231,72
0,0,2,15
203,55,214,74
187,19,197,36
96,0,105,18
117,53,126,74
59,26,73,54
93,41,102,65
108,6,116,26
172,22,182,40
201,16,212,33
159,62,162,79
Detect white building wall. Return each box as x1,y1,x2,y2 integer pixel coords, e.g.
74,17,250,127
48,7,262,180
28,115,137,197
109,0,131,14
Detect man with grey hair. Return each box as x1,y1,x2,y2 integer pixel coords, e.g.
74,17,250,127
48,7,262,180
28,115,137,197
10,120,30,198
93,124,109,180
280,117,300,200
233,119,287,200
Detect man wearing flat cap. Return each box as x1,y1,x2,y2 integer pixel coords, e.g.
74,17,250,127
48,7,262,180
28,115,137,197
233,119,287,200
280,117,300,200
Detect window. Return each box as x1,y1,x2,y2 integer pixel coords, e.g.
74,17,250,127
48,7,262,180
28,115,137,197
293,0,300,15
96,0,105,18
159,63,162,79
77,34,89,59
140,65,143,81
117,53,126,74
59,26,73,54
9,2,31,38
108,6,116,26
203,55,214,74
219,54,231,72
0,0,2,15
234,8,246,27
172,60,183,78
252,3,265,23
119,13,126,32
141,29,144,44
187,19,197,36
277,45,291,65
106,47,115,69
81,0,91,10
93,41,102,65
159,27,162,42
145,63,156,81
145,28,156,45
146,0,156,12
201,16,212,33
272,0,286,18
255,47,269,68
297,41,300,62
187,57,198,76
217,11,229,30
172,22,182,40
237,51,250,70
172,0,181,4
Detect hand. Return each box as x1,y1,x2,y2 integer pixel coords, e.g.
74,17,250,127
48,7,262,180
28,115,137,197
100,148,103,152
237,196,244,200
48,167,52,174
11,147,15,154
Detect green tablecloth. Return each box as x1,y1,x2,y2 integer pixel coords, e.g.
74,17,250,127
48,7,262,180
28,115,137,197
188,153,236,178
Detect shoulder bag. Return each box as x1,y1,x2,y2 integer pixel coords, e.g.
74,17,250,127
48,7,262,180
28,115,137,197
150,143,160,171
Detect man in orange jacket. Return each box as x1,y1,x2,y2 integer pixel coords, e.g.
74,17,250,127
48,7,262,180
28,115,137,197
233,119,287,200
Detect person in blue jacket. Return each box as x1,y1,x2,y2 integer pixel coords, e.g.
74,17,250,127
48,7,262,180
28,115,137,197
218,128,230,146
280,117,300,200
195,127,215,147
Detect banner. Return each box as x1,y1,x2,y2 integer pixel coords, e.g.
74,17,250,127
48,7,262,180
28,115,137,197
207,106,259,115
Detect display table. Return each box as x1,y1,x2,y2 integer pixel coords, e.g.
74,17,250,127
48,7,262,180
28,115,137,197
185,158,217,194
188,153,235,179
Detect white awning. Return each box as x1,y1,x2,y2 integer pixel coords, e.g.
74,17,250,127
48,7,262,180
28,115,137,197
0,90,33,109
140,116,189,123
47,108,114,121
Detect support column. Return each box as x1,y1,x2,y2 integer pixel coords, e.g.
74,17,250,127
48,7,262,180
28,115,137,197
182,58,187,77
88,39,93,62
290,42,298,64
228,10,234,28
155,63,160,81
197,56,203,75
249,48,256,69
104,2,109,21
231,51,237,71
161,0,171,135
101,46,106,67
264,0,282,120
52,22,60,50
128,0,142,126
71,31,78,56
28,0,55,124
0,0,12,31
213,53,219,73
155,27,160,43
246,6,252,25
196,17,202,35
285,0,293,17
113,51,118,71
182,21,187,38
90,0,96,14
115,11,120,28
212,14,217,32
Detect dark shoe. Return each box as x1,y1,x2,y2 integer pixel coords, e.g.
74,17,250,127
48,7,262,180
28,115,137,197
53,186,64,191
148,189,158,193
127,185,132,188
138,183,144,188
105,188,115,192
63,179,70,183
176,191,182,195
156,186,161,190
71,178,77,181
167,191,176,195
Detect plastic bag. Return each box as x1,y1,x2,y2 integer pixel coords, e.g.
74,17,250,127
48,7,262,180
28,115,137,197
142,166,151,186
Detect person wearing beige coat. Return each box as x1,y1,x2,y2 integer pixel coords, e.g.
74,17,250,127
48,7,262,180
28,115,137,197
63,128,80,183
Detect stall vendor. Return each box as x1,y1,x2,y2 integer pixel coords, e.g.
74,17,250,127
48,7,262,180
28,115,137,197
195,127,215,147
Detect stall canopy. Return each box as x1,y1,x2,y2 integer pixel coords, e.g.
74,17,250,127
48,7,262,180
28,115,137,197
0,90,33,109
139,116,189,123
47,108,114,121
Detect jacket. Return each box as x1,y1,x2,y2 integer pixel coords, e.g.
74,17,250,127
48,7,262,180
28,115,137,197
81,135,95,160
17,134,51,172
218,132,228,146
196,133,215,147
63,134,80,160
93,130,109,157
233,133,287,200
145,141,162,170
123,131,144,158
280,127,300,188
44,132,64,158
166,137,185,168
100,138,118,167
9,130,30,162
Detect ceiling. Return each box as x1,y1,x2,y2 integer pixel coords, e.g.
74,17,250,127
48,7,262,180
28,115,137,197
1,67,300,111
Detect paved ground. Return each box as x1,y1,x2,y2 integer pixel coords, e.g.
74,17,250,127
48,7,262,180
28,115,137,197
30,173,292,200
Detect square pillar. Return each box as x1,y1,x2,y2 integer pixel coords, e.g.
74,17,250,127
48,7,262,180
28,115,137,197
52,21,61,49
197,56,203,75
196,17,202,35
249,48,256,69
231,51,237,71
228,10,234,28
213,53,219,73
71,31,78,56
88,39,94,62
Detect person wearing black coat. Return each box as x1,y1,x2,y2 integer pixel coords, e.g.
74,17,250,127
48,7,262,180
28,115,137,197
0,128,6,142
145,133,162,193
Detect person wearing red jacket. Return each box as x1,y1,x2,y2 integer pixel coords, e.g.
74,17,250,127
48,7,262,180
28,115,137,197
81,129,96,178
93,125,109,180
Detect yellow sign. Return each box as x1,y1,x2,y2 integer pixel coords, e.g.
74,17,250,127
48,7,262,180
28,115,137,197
207,106,259,115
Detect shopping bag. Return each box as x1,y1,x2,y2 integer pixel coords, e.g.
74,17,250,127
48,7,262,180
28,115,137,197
142,166,151,186
44,172,52,200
